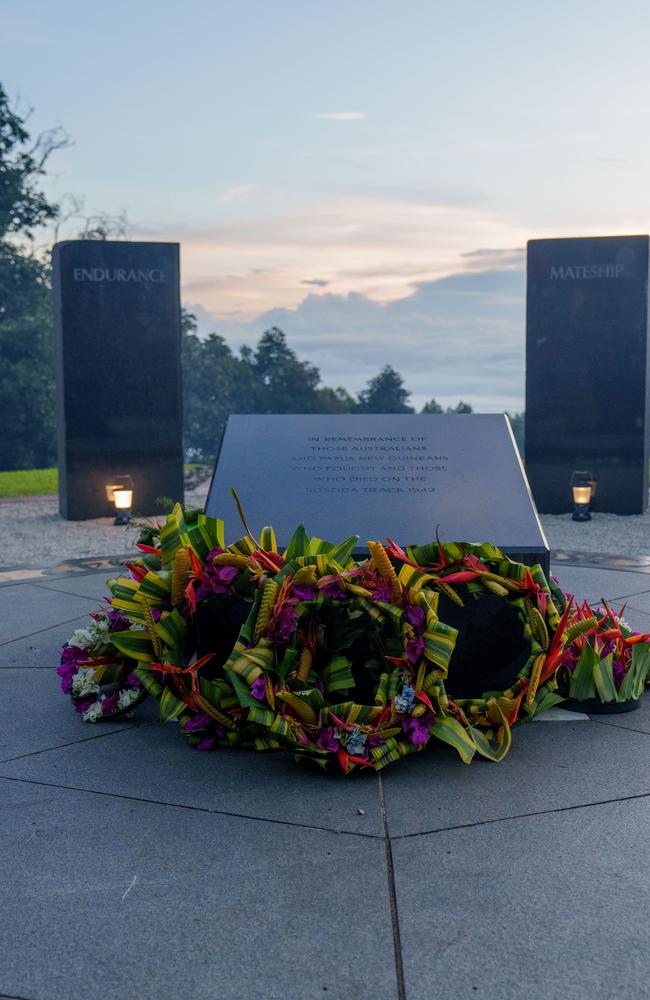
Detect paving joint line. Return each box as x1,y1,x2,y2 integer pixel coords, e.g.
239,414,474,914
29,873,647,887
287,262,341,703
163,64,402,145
29,581,111,602
588,717,650,737
0,613,93,648
0,773,383,840
0,722,155,765
621,604,650,617
602,591,650,604
552,559,650,577
378,773,406,1000
391,789,650,840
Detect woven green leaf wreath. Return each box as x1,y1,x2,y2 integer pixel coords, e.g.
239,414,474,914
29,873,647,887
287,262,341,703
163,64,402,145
56,503,584,774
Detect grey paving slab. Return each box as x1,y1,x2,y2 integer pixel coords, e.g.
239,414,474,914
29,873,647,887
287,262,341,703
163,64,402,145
550,565,650,603
616,605,650,633
0,615,94,669
380,718,650,837
0,778,396,1000
589,690,650,736
0,720,384,837
0,582,98,645
0,668,156,762
33,570,116,602
392,797,650,1000
617,590,650,614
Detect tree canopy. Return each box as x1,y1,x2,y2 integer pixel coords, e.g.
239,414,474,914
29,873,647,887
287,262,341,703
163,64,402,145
0,85,60,240
355,365,414,414
0,85,60,468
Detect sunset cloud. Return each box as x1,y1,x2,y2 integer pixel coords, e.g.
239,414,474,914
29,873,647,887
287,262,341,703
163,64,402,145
151,195,531,320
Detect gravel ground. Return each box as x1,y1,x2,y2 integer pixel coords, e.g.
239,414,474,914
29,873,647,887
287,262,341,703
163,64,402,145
539,510,650,558
0,486,210,569
2,490,650,569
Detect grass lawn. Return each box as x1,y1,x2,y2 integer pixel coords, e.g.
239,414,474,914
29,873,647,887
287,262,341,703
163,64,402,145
0,468,59,497
0,465,211,498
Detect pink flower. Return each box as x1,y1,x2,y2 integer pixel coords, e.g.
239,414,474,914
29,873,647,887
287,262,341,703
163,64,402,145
405,605,426,630
183,712,213,732
250,677,267,701
316,727,340,752
293,585,316,602
405,634,425,665
319,578,348,601
612,658,627,689
106,609,130,632
101,692,120,716
73,697,95,715
194,549,240,601
400,711,435,746
267,602,299,643
183,713,226,748
57,646,86,694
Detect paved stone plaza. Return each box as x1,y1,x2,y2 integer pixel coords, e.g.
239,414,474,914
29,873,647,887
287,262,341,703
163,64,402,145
1,558,649,1000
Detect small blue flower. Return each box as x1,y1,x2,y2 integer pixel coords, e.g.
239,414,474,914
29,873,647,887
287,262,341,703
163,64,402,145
395,683,416,713
343,726,367,756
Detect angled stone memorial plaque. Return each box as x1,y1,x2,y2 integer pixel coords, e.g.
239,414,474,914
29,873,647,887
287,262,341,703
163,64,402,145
53,240,184,520
526,235,650,514
206,414,549,572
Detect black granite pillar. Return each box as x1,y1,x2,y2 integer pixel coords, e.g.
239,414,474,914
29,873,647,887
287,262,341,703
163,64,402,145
53,240,184,520
526,236,650,514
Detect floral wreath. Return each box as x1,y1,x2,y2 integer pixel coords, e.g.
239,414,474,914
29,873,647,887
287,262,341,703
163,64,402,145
57,609,145,721
57,502,650,773
176,533,460,773
555,598,650,705
379,538,572,744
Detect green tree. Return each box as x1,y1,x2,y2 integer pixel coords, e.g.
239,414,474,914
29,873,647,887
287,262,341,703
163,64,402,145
421,398,443,413
0,245,55,468
181,309,254,462
446,400,473,414
0,84,68,469
0,86,60,238
315,385,355,413
356,365,414,413
182,323,356,463
242,327,322,413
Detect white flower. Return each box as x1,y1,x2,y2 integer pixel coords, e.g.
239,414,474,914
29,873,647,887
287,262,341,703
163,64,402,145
117,688,140,710
68,626,94,649
82,701,104,723
68,616,111,654
71,667,100,698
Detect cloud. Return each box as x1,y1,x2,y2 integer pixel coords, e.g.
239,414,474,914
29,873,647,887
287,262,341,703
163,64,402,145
190,265,528,414
461,247,525,266
218,184,260,204
148,189,625,412
158,194,532,319
313,112,366,121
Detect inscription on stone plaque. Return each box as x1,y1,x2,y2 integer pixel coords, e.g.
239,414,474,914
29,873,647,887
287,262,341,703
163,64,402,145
206,414,548,571
526,235,650,514
53,240,184,520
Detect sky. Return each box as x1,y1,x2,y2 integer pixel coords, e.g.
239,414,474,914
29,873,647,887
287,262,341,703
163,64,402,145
3,0,650,411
